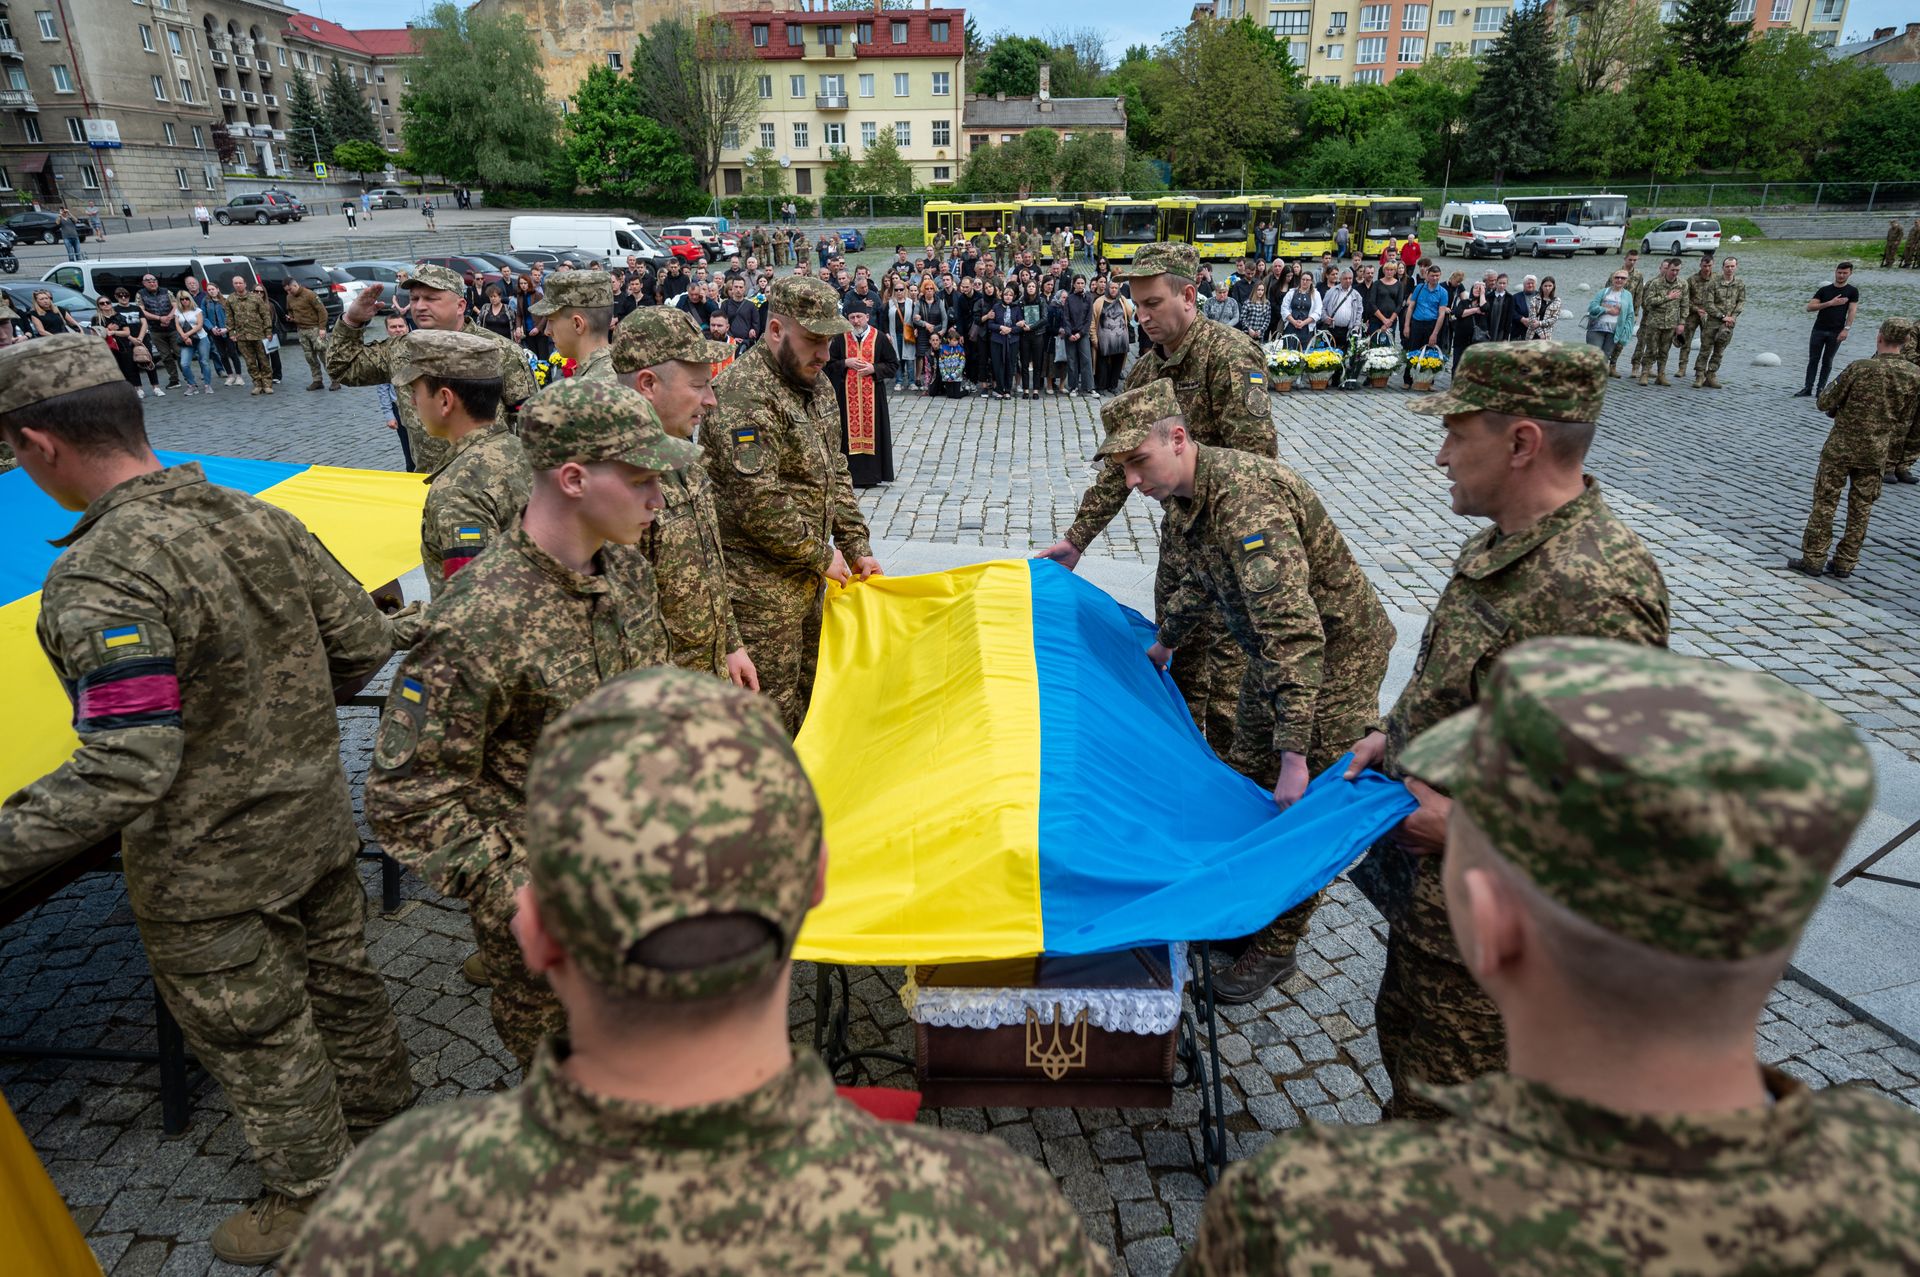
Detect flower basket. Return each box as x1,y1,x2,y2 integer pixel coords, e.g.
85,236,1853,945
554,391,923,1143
1406,346,1445,391
1263,338,1304,391
1360,345,1400,388
1303,348,1343,390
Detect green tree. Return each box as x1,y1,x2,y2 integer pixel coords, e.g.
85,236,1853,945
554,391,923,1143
744,146,786,198
1635,59,1730,181
564,63,698,207
399,2,560,186
331,139,388,183
1465,0,1559,183
823,146,860,196
964,17,988,84
1731,32,1890,180
1560,0,1664,94
1668,0,1749,79
1550,80,1643,179
974,34,1050,97
1040,25,1110,97
1156,18,1299,188
285,69,330,169
1385,55,1480,180
324,58,379,148
857,125,914,195
957,139,1022,195
1819,84,1920,183
631,16,762,195
1056,132,1126,193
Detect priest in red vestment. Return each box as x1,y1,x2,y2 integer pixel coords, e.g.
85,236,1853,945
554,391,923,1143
826,305,898,489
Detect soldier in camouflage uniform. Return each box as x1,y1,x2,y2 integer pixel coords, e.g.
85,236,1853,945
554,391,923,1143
1907,219,1920,268
1633,256,1688,387
1343,341,1670,1121
1184,637,1920,1277
1094,381,1393,1002
614,306,759,687
225,274,278,395
1787,319,1920,580
366,381,697,1069
291,670,1110,1277
1673,256,1717,380
327,263,536,475
0,335,414,1266
1043,243,1278,760
1883,316,1920,483
1883,220,1903,269
535,270,617,384
702,274,882,735
1617,249,1645,377
1692,255,1746,389
390,330,531,595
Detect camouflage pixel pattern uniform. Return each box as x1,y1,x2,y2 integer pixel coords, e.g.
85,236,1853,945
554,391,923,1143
1907,219,1920,268
702,278,872,734
1674,264,1719,377
1362,343,1670,1120
285,285,332,387
1186,637,1918,1277
1884,221,1903,269
1632,268,1688,381
226,287,277,391
1800,343,1920,572
1693,272,1746,383
1069,245,1279,756
1883,316,1920,475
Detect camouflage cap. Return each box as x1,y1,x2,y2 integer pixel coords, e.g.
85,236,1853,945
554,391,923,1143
1117,242,1201,280
1093,380,1183,458
525,668,824,1000
517,380,701,472
612,305,736,374
0,332,128,416
1883,315,1915,353
1401,637,1873,961
389,329,503,386
402,263,465,295
1408,339,1606,425
529,270,615,317
766,274,851,336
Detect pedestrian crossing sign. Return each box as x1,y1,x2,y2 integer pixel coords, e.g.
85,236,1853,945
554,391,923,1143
313,162,328,179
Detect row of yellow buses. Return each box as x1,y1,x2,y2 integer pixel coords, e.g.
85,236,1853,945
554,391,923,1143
921,195,1426,265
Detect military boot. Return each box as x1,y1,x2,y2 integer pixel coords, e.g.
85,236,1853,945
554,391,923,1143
1637,368,1650,386
1785,557,1823,577
211,1192,319,1266
1655,363,1672,387
1705,372,1723,389
1896,467,1917,483
463,951,492,986
1211,948,1297,1005
1693,367,1708,388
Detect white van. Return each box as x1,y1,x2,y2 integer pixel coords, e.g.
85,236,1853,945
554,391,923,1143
508,215,668,267
1436,202,1516,259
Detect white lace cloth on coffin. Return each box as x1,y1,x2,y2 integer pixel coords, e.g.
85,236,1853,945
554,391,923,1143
899,946,1188,1037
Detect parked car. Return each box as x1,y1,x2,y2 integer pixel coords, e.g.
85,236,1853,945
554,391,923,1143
335,259,417,312
1436,201,1515,258
3,279,99,330
215,193,297,226
364,188,411,210
1639,218,1722,257
468,251,537,277
414,254,505,291
657,233,706,264
5,211,94,245
511,248,606,271
1514,223,1586,258
41,255,262,302
836,228,867,252
252,257,349,330
259,189,308,221
661,223,734,261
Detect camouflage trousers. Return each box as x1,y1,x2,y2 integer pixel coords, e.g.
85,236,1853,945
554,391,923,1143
1883,239,1900,269
1695,320,1734,377
1675,313,1709,373
1155,541,1247,754
1632,321,1674,375
1800,451,1883,573
296,329,329,384
469,857,565,1070
136,861,412,1197
1375,922,1506,1121
236,338,272,390
1889,416,1920,472
733,568,825,737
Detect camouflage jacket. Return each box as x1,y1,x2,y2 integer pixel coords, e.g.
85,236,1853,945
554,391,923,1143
0,464,400,919
1181,1069,1920,1276
1621,265,1647,311
421,425,532,596
226,290,276,341
1378,481,1669,954
366,525,668,900
1816,352,1920,467
570,343,618,384
1068,317,1276,551
1700,276,1746,322
701,340,873,585
1638,277,1689,332
1684,270,1719,318
644,464,745,677
1160,446,1392,756
326,316,536,474
286,1042,1110,1277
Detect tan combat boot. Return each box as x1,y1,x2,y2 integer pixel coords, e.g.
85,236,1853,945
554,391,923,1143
1705,372,1723,388
1637,368,1650,386
211,1191,319,1266
1655,362,1671,387
463,951,492,986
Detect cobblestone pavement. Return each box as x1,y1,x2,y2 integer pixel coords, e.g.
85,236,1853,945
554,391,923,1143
7,242,1920,1276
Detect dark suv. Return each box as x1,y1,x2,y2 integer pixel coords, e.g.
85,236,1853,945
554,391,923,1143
252,256,349,330
4,210,95,245
259,189,308,221
215,193,298,226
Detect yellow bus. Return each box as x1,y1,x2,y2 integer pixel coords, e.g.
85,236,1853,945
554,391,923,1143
1276,195,1343,261
1171,197,1255,263
1014,199,1085,259
922,200,1016,248
1094,197,1161,265
1359,196,1424,258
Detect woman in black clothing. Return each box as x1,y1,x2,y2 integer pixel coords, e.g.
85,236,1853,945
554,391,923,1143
1016,280,1049,399
1451,281,1489,372
477,284,516,340
986,284,1019,399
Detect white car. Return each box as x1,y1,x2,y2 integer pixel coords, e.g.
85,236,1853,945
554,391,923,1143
1640,218,1722,256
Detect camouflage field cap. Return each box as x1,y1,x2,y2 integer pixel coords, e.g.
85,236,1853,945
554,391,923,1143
612,305,735,374
1117,243,1201,280
389,329,503,386
517,380,701,472
1401,637,1873,961
1408,340,1606,424
526,668,824,999
529,270,614,317
1883,315,1915,352
766,274,851,336
0,332,128,416
1094,380,1184,458
401,263,465,295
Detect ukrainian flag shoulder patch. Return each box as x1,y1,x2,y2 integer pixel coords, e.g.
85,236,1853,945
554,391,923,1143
733,427,759,446
1246,369,1265,385
399,678,425,705
101,624,147,649
1241,533,1267,553
453,526,484,544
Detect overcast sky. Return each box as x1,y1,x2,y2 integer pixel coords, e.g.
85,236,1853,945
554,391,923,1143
303,0,1915,65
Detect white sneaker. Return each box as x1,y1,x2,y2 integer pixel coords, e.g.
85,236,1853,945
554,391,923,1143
152,385,166,397
137,388,145,399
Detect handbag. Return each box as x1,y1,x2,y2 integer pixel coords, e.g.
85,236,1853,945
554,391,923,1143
131,340,154,368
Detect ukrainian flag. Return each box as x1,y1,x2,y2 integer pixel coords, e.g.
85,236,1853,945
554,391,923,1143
2,451,426,802
794,560,1412,965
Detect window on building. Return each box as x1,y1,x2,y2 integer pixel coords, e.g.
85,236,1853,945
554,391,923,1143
52,64,74,92
1403,4,1428,31
163,121,177,145
757,74,772,99
894,71,910,95
932,118,950,147
1474,7,1504,31
1271,11,1309,34
167,27,181,54
152,73,167,99
37,11,57,39
786,23,802,46
607,51,622,69
1357,37,1386,62
1325,42,1345,58
752,23,768,46
65,115,83,142
794,167,812,194
760,121,776,148
1810,27,1835,44
295,51,307,69
933,165,951,181
891,19,909,43
192,124,204,148
1360,5,1390,30
1729,0,1754,19
172,166,189,190
860,120,877,146
820,24,840,46
1001,132,1014,142
1328,12,1348,31
969,132,988,150
1436,8,1454,24
824,121,845,146
1432,40,1451,55
278,47,288,65
793,122,809,148
81,163,100,188
930,19,950,41
179,77,192,101
722,124,740,149
1471,36,1498,52
856,21,872,43
931,71,949,95
894,120,911,146
0,167,10,191
139,24,154,51
1768,0,1789,17
1813,0,1841,18
790,74,806,98
820,73,843,97
1399,35,1425,60
859,72,874,97
22,115,42,143
1353,67,1383,84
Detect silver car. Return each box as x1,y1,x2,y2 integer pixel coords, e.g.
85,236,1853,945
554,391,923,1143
1513,223,1586,258
363,188,411,211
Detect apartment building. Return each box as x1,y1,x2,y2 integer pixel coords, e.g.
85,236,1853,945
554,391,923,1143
0,0,412,214
713,5,966,197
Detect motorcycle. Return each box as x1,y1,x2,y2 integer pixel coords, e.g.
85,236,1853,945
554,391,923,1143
0,227,18,275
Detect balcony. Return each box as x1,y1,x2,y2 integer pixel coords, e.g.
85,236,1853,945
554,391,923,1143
218,87,236,101
241,91,257,103
815,93,848,110
0,38,22,58
209,49,228,65
0,86,37,111
801,42,853,61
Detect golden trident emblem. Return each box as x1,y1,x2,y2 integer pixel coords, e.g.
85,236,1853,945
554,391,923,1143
1025,1004,1090,1081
